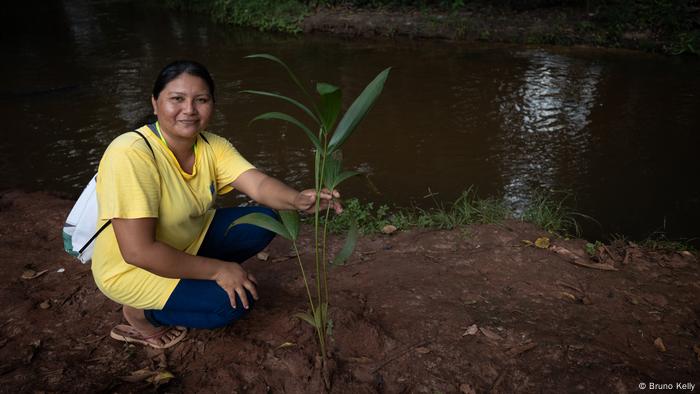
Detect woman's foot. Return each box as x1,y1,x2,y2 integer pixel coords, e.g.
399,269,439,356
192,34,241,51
110,305,187,349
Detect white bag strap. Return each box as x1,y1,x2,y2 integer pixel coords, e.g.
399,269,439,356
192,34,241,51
79,130,156,254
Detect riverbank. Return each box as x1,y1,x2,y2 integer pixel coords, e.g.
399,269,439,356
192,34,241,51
166,1,700,55
1,190,698,392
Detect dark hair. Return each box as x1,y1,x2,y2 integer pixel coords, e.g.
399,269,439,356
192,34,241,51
152,60,216,102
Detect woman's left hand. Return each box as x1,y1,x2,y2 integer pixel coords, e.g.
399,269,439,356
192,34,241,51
294,188,343,214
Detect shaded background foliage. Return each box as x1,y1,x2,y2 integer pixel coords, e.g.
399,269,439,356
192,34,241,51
166,0,699,53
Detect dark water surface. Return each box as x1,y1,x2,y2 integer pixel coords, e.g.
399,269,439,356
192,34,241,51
3,0,700,243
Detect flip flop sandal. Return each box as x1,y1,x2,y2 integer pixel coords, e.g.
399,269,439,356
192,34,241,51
110,324,187,349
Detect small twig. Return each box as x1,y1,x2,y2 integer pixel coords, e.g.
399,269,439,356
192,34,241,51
61,286,82,306
0,319,13,329
505,342,537,357
371,340,431,374
622,248,631,265
489,369,507,393
71,270,91,280
568,258,617,271
556,281,584,295
550,245,617,271
602,244,619,263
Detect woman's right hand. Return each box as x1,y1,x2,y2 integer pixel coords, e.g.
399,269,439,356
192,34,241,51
213,262,259,309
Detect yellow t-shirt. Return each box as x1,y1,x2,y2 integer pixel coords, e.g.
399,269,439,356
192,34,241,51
92,124,255,310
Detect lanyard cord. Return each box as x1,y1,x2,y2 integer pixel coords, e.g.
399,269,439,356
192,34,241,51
154,122,198,153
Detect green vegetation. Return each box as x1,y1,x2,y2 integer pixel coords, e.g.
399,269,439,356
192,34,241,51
521,190,585,237
641,237,697,253
166,0,309,33
230,54,390,361
322,191,699,253
584,240,604,257
593,0,699,54
164,0,698,54
323,188,579,235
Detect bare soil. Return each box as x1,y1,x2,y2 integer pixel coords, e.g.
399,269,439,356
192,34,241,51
1,190,698,393
302,6,664,51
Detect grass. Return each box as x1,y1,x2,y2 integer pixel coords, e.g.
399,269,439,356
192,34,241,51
321,187,514,235
520,190,584,237
640,237,697,253
319,188,700,254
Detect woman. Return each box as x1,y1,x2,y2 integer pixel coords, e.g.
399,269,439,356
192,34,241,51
92,60,340,348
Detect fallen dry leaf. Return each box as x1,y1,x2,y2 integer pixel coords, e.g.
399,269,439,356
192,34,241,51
479,327,503,341
414,346,431,354
505,342,537,357
149,370,174,387
382,225,397,234
120,368,174,387
120,368,156,383
275,342,296,350
549,245,618,271
459,383,477,394
256,252,269,261
626,295,640,305
347,356,373,363
654,337,667,352
679,250,694,258
24,340,41,364
535,237,550,249
462,324,479,336
21,269,48,280
560,292,577,302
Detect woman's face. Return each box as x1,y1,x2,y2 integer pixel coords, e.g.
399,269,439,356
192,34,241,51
151,73,213,140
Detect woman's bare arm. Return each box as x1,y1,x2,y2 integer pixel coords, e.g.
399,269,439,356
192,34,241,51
112,217,257,309
231,169,341,213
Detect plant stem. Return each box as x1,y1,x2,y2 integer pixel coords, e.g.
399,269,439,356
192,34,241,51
321,204,332,305
292,241,316,314
293,241,326,359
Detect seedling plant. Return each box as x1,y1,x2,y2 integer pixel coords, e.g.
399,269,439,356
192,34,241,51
229,54,390,359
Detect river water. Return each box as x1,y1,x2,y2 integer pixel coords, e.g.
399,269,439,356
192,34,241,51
3,0,699,243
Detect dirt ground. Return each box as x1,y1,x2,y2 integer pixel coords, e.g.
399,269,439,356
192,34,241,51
301,6,664,51
0,190,698,393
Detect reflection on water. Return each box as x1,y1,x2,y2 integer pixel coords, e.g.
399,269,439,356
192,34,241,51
2,0,700,243
497,50,601,213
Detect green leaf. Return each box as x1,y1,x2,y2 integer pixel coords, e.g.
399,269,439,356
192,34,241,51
316,82,341,132
334,170,361,188
279,210,300,241
328,67,391,153
322,151,359,191
294,312,318,328
316,83,339,96
250,112,320,150
241,90,319,124
322,154,341,191
331,217,358,266
228,212,290,240
245,54,314,107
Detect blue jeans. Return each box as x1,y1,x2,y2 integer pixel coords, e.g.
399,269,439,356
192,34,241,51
143,206,276,329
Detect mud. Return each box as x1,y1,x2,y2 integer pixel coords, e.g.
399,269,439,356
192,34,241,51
0,190,698,393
